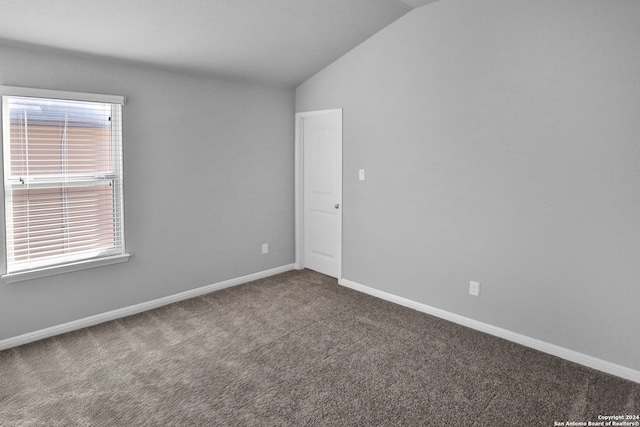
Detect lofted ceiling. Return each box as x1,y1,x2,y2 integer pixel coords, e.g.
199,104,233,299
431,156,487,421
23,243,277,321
0,0,440,88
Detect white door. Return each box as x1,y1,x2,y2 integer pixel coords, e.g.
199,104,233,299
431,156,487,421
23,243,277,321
299,110,342,278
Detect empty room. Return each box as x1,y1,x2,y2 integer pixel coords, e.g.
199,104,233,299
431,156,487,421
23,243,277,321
0,0,639,425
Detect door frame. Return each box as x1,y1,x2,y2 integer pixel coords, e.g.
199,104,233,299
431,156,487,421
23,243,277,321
294,108,343,281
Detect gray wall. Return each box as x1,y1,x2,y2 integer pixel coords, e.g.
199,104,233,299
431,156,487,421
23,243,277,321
296,0,640,371
0,43,295,340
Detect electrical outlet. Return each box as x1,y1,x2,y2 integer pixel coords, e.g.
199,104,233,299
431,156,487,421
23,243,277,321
469,281,480,297
261,243,269,254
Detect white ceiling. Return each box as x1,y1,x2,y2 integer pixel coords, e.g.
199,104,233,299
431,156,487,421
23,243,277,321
0,0,440,88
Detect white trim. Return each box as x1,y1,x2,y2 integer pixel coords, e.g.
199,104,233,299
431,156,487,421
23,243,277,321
0,264,295,351
340,278,640,384
294,112,303,271
0,85,125,105
3,253,131,283
296,108,343,117
294,108,343,279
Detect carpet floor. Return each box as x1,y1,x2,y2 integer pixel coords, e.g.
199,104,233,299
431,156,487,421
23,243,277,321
0,269,638,426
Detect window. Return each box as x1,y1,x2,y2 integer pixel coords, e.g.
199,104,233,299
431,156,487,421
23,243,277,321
1,86,129,282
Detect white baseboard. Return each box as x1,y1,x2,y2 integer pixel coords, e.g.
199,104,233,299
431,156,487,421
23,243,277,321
339,278,640,384
0,264,296,352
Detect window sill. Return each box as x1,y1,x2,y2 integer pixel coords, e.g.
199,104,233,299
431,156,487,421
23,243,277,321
2,253,131,284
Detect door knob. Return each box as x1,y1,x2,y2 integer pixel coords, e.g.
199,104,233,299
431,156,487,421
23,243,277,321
334,204,340,209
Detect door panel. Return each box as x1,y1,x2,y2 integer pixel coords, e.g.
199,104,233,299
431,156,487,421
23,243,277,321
309,210,338,258
307,127,335,194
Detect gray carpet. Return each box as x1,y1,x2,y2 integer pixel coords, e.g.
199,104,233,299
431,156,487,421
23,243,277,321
1,269,638,426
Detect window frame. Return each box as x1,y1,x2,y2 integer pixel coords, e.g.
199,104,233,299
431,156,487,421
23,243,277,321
1,86,130,283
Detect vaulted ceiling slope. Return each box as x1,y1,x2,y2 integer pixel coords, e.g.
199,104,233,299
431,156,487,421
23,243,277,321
0,0,439,88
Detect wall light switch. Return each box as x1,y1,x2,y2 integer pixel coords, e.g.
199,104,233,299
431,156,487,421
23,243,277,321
261,243,269,254
359,169,365,181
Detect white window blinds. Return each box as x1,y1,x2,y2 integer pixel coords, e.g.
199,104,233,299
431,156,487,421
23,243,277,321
2,87,127,279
